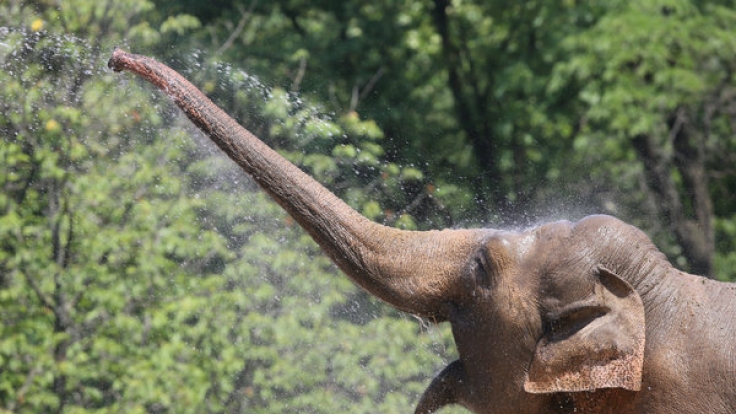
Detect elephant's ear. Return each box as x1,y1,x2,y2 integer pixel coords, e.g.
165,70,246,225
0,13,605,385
524,266,645,394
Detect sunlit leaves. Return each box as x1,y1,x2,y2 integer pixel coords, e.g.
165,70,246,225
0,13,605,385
550,0,736,272
160,14,201,35
3,1,736,413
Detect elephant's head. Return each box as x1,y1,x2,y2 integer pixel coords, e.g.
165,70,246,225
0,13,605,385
109,50,653,414
414,216,650,413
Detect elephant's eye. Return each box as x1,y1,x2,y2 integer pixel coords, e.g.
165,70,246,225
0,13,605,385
472,256,492,289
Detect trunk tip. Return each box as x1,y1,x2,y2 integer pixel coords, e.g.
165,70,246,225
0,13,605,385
108,47,128,72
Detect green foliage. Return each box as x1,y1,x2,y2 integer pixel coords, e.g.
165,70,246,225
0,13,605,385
2,0,736,413
0,1,459,413
551,0,736,274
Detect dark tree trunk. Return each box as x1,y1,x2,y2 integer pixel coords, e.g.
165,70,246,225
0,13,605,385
631,108,714,277
430,0,501,215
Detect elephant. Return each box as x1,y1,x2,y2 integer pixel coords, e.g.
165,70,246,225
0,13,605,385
109,49,736,414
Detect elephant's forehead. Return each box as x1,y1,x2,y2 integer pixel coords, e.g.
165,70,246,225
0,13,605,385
486,220,571,255
540,267,597,305
524,221,598,301
482,220,597,301
510,231,537,257
537,251,599,305
509,220,575,265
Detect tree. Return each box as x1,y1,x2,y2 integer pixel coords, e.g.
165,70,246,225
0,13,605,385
199,0,736,278
552,0,736,278
3,0,736,412
0,1,229,410
0,1,461,412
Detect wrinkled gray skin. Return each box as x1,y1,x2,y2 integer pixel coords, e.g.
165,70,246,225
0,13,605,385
109,49,736,414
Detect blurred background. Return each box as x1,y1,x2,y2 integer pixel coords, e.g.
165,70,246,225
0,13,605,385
1,0,735,412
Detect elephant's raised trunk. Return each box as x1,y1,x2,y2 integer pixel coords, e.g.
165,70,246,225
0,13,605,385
109,49,486,320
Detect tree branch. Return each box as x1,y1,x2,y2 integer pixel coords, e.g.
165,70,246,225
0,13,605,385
358,66,386,104
216,1,258,56
24,272,54,311
5,364,42,411
291,55,307,92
